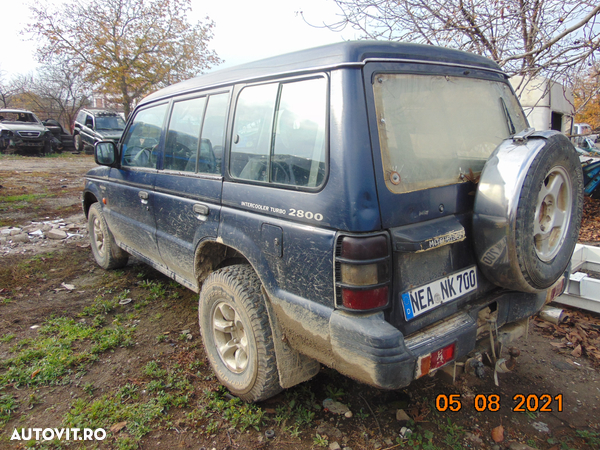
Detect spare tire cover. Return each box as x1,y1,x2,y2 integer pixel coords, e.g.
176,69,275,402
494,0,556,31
473,132,583,293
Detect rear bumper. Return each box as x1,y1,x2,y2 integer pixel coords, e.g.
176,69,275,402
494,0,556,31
328,289,546,389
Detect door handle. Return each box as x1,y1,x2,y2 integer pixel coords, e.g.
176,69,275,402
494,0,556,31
139,191,149,206
193,203,209,216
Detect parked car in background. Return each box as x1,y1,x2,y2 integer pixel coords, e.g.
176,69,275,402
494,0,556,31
83,41,583,402
42,119,75,152
73,109,126,154
0,109,54,155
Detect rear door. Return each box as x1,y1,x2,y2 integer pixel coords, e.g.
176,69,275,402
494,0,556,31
363,62,528,334
105,103,169,263
153,92,230,285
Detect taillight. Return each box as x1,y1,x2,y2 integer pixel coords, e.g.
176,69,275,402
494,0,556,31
335,234,391,311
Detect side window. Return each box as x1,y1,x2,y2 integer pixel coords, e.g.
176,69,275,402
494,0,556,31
199,93,229,174
121,103,168,168
85,115,94,129
230,77,327,188
230,84,278,180
164,97,206,172
272,78,327,187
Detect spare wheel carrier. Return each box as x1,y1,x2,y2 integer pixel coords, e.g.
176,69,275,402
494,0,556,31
473,131,583,293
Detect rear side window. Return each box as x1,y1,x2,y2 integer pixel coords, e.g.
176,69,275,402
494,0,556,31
163,92,229,174
121,104,168,168
230,77,327,188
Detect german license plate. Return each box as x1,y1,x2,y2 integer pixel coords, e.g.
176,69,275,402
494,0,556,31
402,266,477,320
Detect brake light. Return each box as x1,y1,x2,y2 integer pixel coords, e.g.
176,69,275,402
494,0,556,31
335,234,391,311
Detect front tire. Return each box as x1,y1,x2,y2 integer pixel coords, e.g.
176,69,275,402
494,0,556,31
73,134,83,153
88,203,129,269
199,265,281,402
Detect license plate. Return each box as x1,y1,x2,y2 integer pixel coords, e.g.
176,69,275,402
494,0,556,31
402,266,477,320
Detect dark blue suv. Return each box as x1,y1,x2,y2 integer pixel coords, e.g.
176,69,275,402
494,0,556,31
83,41,583,401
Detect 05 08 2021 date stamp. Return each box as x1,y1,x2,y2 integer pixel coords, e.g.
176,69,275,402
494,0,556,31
435,393,564,412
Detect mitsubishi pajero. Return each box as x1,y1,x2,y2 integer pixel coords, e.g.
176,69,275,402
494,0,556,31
83,41,583,401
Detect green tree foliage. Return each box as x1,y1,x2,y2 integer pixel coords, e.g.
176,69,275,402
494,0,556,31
28,0,221,117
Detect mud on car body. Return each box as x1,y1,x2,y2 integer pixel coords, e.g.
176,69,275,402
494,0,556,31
82,41,583,402
0,109,54,155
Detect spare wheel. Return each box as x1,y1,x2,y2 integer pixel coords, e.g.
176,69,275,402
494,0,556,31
473,131,583,293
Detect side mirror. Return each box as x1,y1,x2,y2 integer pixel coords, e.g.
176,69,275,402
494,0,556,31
95,141,117,166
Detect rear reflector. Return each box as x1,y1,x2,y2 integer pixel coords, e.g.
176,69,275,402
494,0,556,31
415,342,456,378
341,286,388,310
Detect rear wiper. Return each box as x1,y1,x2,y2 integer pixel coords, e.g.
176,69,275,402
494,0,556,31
500,97,516,136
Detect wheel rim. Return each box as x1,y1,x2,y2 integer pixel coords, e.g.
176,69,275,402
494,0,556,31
212,301,249,373
533,166,572,262
92,217,106,257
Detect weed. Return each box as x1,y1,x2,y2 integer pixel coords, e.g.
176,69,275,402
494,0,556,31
202,390,265,432
0,317,134,388
439,417,465,448
156,334,168,343
0,394,18,425
118,383,139,400
83,383,95,396
150,313,163,322
356,408,369,419
313,433,329,447
0,298,14,305
143,361,167,379
294,406,315,425
325,384,345,400
0,334,15,343
285,425,302,439
115,289,130,301
576,430,600,447
80,295,118,316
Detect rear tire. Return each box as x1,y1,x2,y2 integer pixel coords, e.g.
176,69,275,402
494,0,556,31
199,265,281,402
88,203,129,269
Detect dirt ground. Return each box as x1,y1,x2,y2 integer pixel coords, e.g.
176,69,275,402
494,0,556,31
1,154,599,450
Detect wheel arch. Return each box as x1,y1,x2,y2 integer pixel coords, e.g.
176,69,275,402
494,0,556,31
194,235,321,391
82,191,100,219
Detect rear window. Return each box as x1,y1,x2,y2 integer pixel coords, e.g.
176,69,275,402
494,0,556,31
373,74,527,194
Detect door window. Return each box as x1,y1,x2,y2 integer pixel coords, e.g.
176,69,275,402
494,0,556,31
163,93,229,174
121,104,168,168
164,97,206,172
230,77,327,188
199,93,229,174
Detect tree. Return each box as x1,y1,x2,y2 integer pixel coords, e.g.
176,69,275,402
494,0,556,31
28,0,221,118
15,57,92,129
573,66,600,130
0,68,21,109
309,0,600,80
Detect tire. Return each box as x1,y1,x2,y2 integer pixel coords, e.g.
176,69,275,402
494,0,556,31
73,134,83,153
199,265,281,402
88,203,129,270
474,133,583,292
515,134,583,289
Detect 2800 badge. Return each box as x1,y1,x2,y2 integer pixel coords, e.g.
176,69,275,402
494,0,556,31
289,209,323,221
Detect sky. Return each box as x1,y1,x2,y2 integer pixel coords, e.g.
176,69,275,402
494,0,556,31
0,0,357,80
